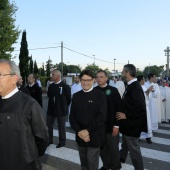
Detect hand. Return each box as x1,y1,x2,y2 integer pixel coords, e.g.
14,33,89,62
148,85,154,92
78,130,89,139
162,98,166,102
112,127,119,136
83,135,90,142
116,112,126,120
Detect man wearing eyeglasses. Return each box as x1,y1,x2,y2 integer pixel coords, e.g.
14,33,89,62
0,59,48,170
69,70,107,170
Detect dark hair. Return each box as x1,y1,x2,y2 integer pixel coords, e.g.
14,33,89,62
137,75,144,82
148,73,155,80
96,69,108,77
79,70,94,79
123,64,136,77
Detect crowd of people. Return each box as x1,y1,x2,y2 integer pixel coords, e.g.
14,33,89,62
0,58,170,170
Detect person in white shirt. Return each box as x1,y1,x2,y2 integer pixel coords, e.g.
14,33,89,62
160,80,170,123
71,75,82,97
137,75,153,144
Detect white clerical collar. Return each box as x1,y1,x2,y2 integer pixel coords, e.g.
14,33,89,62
29,83,35,87
127,78,137,85
55,80,61,84
2,87,19,99
83,86,93,92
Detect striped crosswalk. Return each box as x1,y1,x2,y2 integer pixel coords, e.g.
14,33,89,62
41,123,170,170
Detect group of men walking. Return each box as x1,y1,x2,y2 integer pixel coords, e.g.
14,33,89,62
0,58,169,170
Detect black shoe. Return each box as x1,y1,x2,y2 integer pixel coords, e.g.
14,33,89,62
56,143,65,148
99,167,108,170
48,141,53,146
146,138,152,144
120,158,125,163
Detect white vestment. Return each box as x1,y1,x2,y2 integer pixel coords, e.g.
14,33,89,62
154,83,162,123
109,80,125,98
144,81,158,130
159,86,170,122
140,85,153,139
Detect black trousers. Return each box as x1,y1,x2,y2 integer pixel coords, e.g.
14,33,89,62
46,114,66,145
78,146,100,170
100,133,121,170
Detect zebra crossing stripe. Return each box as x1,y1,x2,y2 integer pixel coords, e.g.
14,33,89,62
53,129,170,146
45,144,145,170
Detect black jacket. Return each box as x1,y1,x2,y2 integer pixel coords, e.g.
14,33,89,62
69,88,107,147
119,81,147,137
26,83,42,107
0,92,48,170
95,85,121,133
47,82,71,117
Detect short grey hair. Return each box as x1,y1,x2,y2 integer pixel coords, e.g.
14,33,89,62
0,59,20,77
52,69,61,77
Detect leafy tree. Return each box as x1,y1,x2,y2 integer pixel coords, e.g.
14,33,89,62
29,55,33,73
19,30,29,85
0,0,20,59
136,69,143,77
85,63,101,74
143,65,164,78
33,60,38,74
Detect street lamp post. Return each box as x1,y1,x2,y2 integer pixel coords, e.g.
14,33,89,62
93,55,95,64
164,47,170,76
114,59,116,76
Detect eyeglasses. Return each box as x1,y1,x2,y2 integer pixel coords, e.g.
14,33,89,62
80,79,92,83
0,73,16,79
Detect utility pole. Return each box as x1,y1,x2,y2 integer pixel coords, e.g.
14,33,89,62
61,41,63,79
164,46,170,76
93,55,95,64
114,59,116,76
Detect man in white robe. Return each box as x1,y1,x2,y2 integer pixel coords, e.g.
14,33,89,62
109,76,125,98
145,73,158,131
159,80,170,123
137,75,153,143
154,78,162,123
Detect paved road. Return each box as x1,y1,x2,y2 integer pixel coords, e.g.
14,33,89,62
41,94,170,170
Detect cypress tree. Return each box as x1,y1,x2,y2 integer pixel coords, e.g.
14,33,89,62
33,60,39,74
19,30,29,85
29,55,33,73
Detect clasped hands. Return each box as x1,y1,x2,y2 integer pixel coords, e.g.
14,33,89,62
116,112,126,120
78,129,90,142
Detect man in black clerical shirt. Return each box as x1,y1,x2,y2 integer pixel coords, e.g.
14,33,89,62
27,73,42,107
95,70,121,170
17,76,30,95
116,64,147,170
69,70,107,170
47,70,71,148
0,59,48,170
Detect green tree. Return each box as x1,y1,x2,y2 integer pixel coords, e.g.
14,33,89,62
85,63,101,74
19,30,29,85
33,60,38,74
46,58,53,77
0,0,20,59
143,65,164,78
41,63,45,76
136,69,143,77
29,55,33,73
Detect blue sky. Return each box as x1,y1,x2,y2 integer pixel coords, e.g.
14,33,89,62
11,0,170,72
